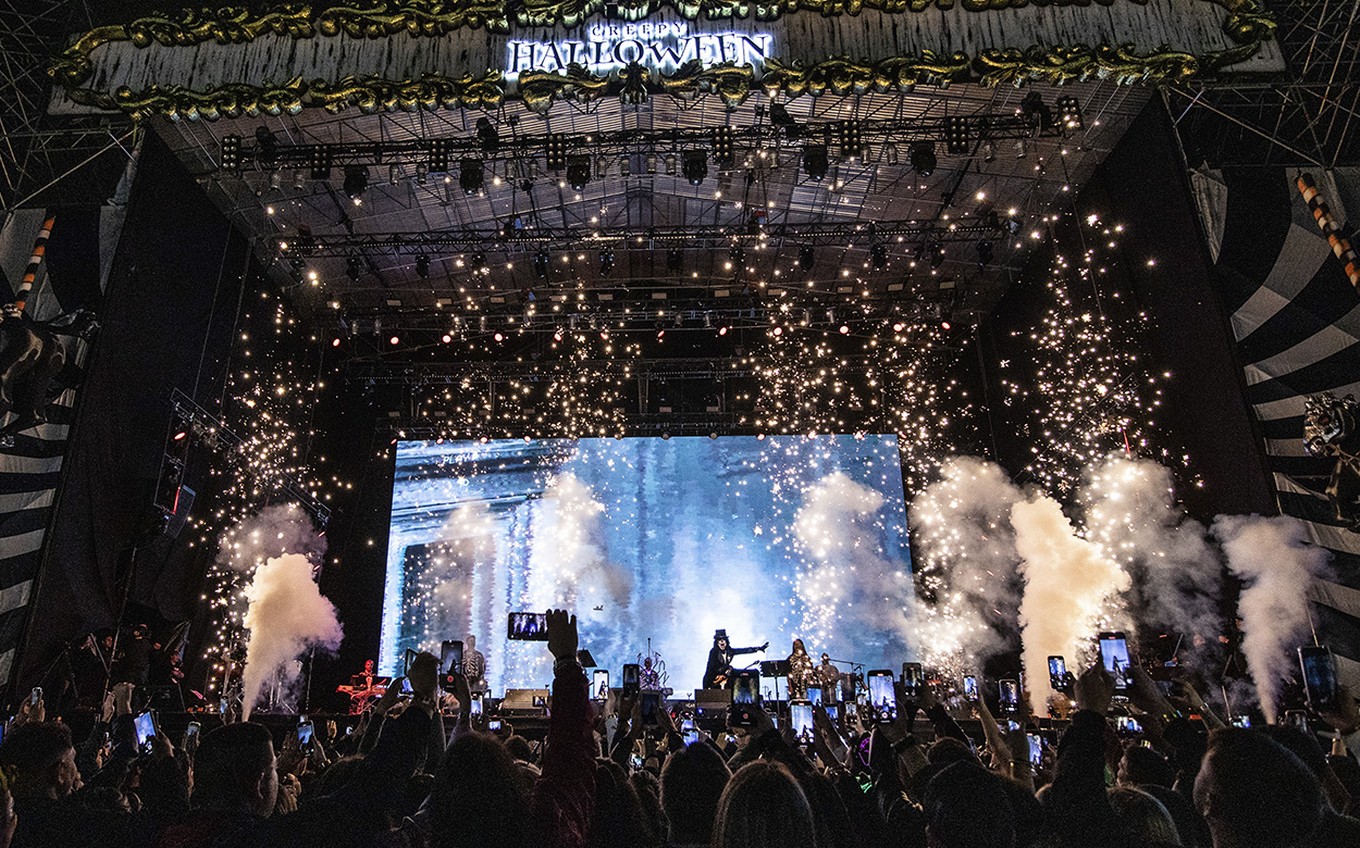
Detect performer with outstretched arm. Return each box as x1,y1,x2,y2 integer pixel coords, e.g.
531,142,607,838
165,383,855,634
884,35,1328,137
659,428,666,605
702,629,768,689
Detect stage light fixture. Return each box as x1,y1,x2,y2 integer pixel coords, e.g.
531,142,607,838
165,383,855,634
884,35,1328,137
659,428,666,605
930,243,946,269
881,142,900,166
665,154,676,175
309,146,332,180
682,150,708,186
415,254,430,278
1057,96,1084,130
983,141,997,162
288,257,306,282
1020,92,1052,131
599,250,615,276
837,120,863,160
546,133,568,171
798,245,815,267
567,155,592,190
533,250,550,278
430,138,452,173
343,165,369,200
802,144,829,181
470,253,487,271
871,244,888,269
346,254,362,281
254,127,279,166
711,126,734,167
219,134,242,172
729,245,745,267
909,143,936,176
770,102,800,138
944,116,970,155
459,158,484,194
476,117,500,152
666,248,683,273
976,240,994,266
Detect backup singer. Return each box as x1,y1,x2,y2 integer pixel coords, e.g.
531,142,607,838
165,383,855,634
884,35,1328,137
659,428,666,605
702,629,768,689
787,638,815,698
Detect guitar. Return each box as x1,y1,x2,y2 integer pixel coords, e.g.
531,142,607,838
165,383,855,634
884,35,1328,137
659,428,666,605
711,642,770,687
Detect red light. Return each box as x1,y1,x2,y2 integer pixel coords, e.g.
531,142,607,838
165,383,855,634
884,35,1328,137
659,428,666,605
441,334,452,343
838,325,850,334
389,335,400,345
173,431,187,441
940,321,951,331
718,326,728,336
331,338,341,347
494,332,504,342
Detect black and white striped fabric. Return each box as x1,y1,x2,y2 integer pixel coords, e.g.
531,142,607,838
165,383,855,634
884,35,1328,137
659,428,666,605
1194,166,1360,688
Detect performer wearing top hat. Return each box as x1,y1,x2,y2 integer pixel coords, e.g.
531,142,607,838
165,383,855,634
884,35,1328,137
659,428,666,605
702,629,768,690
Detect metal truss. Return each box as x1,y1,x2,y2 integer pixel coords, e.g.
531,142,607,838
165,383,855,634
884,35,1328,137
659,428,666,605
1166,0,1360,168
0,1,136,212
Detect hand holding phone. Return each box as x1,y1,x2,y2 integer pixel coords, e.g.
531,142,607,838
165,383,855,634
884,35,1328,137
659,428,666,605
1098,632,1133,693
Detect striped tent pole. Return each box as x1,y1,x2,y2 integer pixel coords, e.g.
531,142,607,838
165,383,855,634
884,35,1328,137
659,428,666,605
12,214,56,313
1296,174,1360,292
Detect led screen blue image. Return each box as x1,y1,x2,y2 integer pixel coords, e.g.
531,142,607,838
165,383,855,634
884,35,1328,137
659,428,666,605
382,435,915,696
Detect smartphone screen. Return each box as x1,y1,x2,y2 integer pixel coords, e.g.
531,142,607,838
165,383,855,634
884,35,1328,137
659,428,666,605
1299,646,1338,713
1027,733,1042,765
442,640,464,676
297,721,315,750
134,711,157,753
507,612,549,641
806,685,823,706
640,692,661,726
826,704,839,721
185,723,200,743
963,675,979,700
593,669,610,700
470,693,483,717
622,664,641,697
1099,632,1132,692
998,679,1019,711
683,728,700,745
901,663,923,698
868,670,895,722
791,701,814,744
732,671,759,705
1048,656,1067,690
488,719,502,731
1115,716,1143,735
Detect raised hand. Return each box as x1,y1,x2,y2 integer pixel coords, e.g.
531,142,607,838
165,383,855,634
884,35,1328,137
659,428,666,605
1074,662,1115,716
760,642,769,652
546,609,579,662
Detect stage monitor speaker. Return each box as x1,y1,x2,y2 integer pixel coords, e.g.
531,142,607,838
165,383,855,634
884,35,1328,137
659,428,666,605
501,688,550,713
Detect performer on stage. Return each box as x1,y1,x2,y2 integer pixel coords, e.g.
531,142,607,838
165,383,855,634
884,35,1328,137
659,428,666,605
702,629,768,689
463,634,487,694
815,653,841,694
787,639,815,698
639,657,661,691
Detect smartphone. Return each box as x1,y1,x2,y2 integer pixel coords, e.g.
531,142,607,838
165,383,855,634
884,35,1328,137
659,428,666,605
963,675,979,701
29,687,41,707
134,710,157,754
1115,715,1142,736
184,722,200,745
400,677,414,694
682,728,700,745
790,700,814,744
1230,714,1252,728
297,720,315,752
507,611,550,640
1098,631,1133,692
806,685,823,706
403,649,417,676
844,701,858,723
488,718,503,731
1026,733,1042,765
470,692,483,717
622,664,641,698
998,679,1019,712
1048,656,1067,691
441,640,464,676
901,662,924,698
640,691,661,726
1284,709,1309,731
1299,646,1339,713
731,670,760,727
868,669,896,722
593,669,610,700
825,704,839,721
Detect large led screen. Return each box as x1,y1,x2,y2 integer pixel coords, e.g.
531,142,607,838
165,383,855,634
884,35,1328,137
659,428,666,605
381,435,915,696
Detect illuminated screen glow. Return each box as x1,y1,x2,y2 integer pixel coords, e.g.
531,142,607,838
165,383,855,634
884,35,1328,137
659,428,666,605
381,435,915,696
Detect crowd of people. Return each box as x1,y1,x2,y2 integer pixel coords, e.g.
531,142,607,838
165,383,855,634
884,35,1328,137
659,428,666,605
0,609,1358,848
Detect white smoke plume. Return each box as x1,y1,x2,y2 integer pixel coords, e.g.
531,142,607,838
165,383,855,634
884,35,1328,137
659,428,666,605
1081,455,1224,671
241,553,343,719
907,457,1027,670
526,472,634,609
218,503,327,572
792,472,914,650
1013,495,1131,708
1212,515,1331,723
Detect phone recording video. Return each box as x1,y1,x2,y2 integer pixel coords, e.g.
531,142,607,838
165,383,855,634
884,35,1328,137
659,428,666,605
730,670,761,727
901,662,924,698
593,669,611,700
806,685,823,706
622,664,641,698
1115,715,1143,736
1098,632,1133,692
1027,733,1043,765
488,719,502,731
1048,655,1067,691
297,720,315,752
470,692,483,717
1299,646,1339,713
998,679,1019,712
134,711,157,755
790,700,814,745
868,669,896,722
440,640,464,691
640,691,661,726
507,612,549,641
963,675,979,701
825,704,839,721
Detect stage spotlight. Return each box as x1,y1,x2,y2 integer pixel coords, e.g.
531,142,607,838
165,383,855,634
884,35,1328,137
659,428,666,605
983,140,997,162
254,126,279,166
346,254,363,281
430,138,451,173
343,165,369,201
567,155,591,190
309,146,333,180
871,244,888,269
711,126,734,167
460,158,484,194
837,120,863,160
666,248,683,273
909,143,936,176
1057,95,1084,130
476,116,500,152
975,240,994,267
798,245,815,267
599,250,615,276
546,133,568,171
219,134,242,172
533,250,550,278
802,144,829,181
944,116,970,155
682,150,708,186
930,244,946,269
415,254,430,278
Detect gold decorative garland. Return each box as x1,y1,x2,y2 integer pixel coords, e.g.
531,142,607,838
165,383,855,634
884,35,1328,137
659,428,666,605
50,0,1273,89
64,41,1260,122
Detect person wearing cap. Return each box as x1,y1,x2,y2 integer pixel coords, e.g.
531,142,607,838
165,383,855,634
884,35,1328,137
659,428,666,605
702,630,768,690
